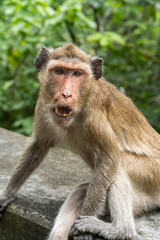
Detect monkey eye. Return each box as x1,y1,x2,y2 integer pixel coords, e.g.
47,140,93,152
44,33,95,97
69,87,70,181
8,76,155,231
73,71,82,77
55,69,64,75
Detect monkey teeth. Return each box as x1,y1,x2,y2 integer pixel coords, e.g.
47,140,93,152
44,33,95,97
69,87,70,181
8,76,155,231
55,107,58,115
53,107,73,119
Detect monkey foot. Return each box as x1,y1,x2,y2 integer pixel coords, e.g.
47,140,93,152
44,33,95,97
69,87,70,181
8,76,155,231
70,216,106,240
70,233,104,240
71,233,93,240
71,216,102,235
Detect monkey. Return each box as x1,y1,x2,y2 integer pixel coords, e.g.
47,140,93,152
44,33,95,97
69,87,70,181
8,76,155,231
0,43,160,240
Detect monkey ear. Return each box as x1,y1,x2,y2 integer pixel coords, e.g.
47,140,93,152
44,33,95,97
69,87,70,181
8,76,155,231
91,58,103,80
35,47,51,71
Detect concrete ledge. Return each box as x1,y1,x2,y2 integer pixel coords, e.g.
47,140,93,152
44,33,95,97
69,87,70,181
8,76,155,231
0,128,160,239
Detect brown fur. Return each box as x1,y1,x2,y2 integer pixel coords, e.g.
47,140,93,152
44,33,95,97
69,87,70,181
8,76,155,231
51,43,91,63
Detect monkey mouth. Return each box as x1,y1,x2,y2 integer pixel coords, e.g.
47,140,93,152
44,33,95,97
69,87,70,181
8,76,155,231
53,106,73,119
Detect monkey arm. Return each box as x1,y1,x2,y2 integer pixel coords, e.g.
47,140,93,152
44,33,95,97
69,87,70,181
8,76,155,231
81,157,118,217
81,141,119,218
81,113,120,217
0,137,49,215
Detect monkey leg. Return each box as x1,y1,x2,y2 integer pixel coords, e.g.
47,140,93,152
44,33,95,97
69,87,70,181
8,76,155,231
0,138,49,217
47,182,89,240
71,171,138,240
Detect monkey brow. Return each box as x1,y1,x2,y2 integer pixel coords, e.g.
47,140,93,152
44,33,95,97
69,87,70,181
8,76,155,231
48,60,92,74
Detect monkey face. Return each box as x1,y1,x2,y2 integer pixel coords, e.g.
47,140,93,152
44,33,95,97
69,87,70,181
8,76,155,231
36,43,103,127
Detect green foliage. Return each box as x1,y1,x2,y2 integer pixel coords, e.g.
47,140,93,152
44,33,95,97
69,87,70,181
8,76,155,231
0,0,160,135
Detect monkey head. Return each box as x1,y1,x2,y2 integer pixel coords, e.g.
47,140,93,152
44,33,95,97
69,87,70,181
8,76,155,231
35,43,103,127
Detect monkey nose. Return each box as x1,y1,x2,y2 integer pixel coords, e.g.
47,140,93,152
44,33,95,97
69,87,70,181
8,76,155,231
62,89,72,98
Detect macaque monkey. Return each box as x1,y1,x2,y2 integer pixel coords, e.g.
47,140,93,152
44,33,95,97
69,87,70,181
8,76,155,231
0,43,160,240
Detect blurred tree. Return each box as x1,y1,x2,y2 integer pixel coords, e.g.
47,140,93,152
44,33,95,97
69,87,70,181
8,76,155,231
0,0,159,135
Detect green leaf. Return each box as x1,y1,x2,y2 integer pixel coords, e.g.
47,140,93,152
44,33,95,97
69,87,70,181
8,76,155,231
76,12,96,28
2,80,14,90
87,32,125,46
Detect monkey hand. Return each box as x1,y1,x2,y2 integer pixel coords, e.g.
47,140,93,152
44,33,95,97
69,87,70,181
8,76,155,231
0,194,16,218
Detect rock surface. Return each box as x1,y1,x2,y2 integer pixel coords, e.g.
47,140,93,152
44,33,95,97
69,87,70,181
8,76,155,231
0,127,160,239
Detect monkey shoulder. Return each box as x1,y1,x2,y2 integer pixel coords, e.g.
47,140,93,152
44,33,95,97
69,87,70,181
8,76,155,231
87,80,160,157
